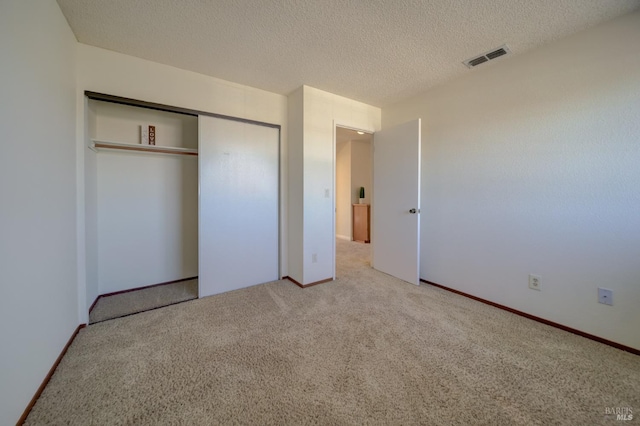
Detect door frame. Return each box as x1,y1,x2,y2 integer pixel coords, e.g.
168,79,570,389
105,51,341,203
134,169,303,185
332,121,375,279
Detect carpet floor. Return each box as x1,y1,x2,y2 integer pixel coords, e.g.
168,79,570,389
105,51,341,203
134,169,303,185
26,240,639,425
89,279,198,324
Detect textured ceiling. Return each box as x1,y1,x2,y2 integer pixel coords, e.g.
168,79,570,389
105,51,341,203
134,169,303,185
56,0,640,107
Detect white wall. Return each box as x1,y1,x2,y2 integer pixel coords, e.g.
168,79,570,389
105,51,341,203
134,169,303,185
76,44,288,313
383,11,640,350
350,139,372,206
83,98,99,313
293,86,381,284
336,140,352,239
0,2,78,423
93,101,199,148
287,87,304,283
97,153,198,294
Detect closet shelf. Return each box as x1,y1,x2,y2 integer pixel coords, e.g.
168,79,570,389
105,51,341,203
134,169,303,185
90,139,198,156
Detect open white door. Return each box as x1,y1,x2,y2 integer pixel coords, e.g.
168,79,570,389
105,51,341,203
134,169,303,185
372,119,421,285
199,116,279,297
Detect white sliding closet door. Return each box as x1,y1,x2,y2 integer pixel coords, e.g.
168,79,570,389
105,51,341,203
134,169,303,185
199,116,279,297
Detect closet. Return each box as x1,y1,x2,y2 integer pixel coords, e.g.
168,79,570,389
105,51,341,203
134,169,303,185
85,92,280,304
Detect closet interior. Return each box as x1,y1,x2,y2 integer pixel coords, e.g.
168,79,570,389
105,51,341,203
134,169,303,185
86,95,199,321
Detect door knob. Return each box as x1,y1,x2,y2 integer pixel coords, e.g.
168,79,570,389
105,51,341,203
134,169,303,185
409,208,417,214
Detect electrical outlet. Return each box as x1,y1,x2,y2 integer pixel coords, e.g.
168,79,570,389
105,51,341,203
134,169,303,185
529,274,541,291
598,288,613,306
312,253,318,263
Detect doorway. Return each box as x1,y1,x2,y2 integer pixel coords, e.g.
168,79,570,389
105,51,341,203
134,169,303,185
334,125,373,278
334,119,422,285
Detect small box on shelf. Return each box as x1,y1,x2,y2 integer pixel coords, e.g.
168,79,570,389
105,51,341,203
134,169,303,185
149,125,156,145
140,125,149,145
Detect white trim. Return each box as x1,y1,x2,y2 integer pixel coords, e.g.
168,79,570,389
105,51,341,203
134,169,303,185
335,124,374,135
332,121,336,280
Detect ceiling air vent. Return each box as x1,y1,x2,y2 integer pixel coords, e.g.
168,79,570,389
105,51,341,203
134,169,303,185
468,56,488,67
486,47,507,60
463,44,511,69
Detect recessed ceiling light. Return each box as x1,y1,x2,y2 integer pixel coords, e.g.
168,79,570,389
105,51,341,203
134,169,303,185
357,131,364,135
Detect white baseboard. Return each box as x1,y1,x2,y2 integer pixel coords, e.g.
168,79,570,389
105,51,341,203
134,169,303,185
336,234,351,241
